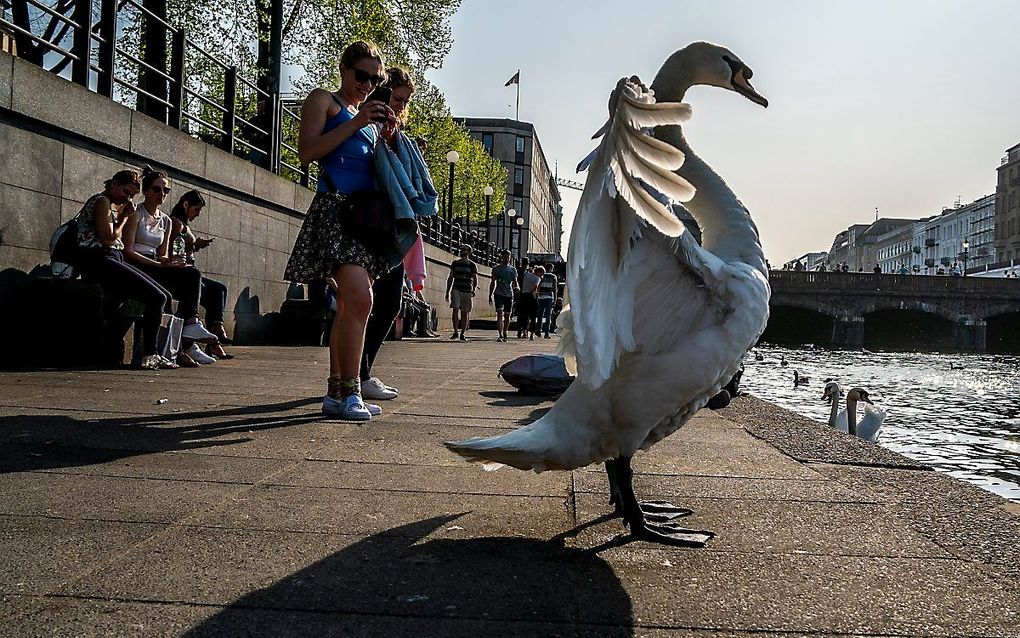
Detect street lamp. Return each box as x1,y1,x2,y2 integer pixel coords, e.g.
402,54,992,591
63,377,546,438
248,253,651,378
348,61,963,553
962,238,970,277
515,216,525,261
505,208,516,251
483,185,494,263
445,150,459,223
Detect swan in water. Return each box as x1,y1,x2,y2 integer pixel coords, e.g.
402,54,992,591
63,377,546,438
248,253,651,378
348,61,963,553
822,381,886,442
793,370,810,385
447,42,770,547
780,355,788,367
754,351,764,361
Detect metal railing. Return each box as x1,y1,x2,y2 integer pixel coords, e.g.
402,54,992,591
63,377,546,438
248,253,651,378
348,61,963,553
1,0,503,264
2,0,303,177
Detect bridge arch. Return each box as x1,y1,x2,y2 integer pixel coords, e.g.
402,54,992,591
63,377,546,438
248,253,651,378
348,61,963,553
760,304,836,345
857,299,961,323
862,308,956,351
985,311,1020,354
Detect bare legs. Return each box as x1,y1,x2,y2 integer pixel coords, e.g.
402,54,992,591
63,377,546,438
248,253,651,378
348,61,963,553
329,264,374,389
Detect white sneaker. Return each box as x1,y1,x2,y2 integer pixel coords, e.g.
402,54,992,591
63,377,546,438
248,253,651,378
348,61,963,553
322,394,372,421
182,321,219,343
184,342,216,364
365,401,383,416
362,376,398,400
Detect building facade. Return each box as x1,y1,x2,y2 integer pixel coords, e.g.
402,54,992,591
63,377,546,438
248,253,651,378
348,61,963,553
995,142,1020,261
841,195,998,275
460,118,563,258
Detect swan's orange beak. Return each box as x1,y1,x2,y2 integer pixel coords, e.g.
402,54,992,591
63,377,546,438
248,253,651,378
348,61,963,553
732,67,768,108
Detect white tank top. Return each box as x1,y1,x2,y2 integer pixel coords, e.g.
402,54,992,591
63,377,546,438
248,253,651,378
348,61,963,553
133,206,169,258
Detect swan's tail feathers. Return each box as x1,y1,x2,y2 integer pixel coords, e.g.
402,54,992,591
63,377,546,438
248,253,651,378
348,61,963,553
444,427,567,473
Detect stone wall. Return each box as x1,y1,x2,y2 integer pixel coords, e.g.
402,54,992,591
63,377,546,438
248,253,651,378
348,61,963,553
0,50,490,346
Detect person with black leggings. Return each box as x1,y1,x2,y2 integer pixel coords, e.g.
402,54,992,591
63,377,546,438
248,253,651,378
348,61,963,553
358,66,422,402
74,169,177,370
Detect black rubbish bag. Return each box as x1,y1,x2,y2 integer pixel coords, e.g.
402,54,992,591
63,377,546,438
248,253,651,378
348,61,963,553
498,354,575,395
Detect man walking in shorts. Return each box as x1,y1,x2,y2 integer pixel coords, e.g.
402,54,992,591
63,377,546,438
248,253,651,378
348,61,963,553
489,250,519,342
445,245,478,341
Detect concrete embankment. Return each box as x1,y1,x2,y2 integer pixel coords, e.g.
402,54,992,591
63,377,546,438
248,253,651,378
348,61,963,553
1,336,1018,636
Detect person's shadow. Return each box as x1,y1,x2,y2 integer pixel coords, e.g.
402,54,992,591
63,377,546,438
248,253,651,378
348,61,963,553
0,397,322,474
182,514,635,636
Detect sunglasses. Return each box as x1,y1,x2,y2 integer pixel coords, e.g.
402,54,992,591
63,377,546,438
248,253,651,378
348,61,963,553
151,186,172,195
352,68,386,86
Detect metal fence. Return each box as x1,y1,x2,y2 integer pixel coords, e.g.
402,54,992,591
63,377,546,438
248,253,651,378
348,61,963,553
2,0,505,266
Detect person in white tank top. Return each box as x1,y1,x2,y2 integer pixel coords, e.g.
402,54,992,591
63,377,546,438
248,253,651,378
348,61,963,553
122,167,220,361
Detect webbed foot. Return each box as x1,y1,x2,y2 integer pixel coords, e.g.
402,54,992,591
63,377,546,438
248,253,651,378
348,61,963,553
631,522,715,547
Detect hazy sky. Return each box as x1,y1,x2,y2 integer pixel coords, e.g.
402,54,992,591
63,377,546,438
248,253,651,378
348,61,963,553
428,0,1020,264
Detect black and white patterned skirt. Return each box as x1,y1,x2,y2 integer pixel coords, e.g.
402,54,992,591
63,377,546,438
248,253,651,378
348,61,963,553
285,192,392,283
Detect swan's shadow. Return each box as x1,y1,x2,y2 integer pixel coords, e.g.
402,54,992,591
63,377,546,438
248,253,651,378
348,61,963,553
478,389,554,407
183,514,635,636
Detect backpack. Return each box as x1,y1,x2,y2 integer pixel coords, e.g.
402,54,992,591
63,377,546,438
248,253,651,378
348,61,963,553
49,217,80,278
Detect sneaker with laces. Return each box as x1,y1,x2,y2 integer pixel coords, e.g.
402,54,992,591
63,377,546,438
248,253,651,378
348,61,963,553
185,342,216,364
182,321,219,343
362,376,398,400
322,394,372,421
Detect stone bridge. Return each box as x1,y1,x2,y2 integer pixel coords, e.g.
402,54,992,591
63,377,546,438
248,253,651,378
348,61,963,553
765,271,1020,352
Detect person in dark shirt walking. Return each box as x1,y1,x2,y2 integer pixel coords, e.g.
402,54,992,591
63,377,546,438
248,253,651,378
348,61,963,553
488,249,519,342
445,245,478,341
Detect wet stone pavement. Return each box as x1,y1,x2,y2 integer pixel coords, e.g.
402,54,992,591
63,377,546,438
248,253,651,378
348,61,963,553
1,335,1018,637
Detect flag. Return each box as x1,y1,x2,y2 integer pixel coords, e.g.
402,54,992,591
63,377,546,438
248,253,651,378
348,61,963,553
504,70,520,87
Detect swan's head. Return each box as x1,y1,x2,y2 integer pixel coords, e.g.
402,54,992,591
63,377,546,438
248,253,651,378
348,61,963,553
655,41,768,108
847,388,874,405
822,381,842,404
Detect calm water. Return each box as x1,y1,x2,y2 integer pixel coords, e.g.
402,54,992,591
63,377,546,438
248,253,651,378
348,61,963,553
741,344,1020,502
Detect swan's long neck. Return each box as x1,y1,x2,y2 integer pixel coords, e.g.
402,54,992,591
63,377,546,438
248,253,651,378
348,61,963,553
846,399,858,436
650,63,767,276
828,395,839,427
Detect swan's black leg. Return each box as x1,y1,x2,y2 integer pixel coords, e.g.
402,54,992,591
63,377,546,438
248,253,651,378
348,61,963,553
605,460,624,516
606,458,692,522
616,455,714,547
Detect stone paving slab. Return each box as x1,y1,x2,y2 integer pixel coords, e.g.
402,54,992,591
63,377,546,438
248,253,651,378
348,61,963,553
1,339,1019,636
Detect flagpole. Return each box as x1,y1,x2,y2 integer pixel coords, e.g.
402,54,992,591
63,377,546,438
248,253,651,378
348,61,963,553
515,69,520,120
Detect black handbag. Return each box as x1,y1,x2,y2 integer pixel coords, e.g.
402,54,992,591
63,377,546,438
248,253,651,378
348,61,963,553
320,172,396,253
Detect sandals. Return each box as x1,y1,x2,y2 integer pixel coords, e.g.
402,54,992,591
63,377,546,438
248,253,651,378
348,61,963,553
207,343,234,360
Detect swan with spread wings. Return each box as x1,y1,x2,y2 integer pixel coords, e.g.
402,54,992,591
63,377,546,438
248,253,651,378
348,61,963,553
447,43,771,546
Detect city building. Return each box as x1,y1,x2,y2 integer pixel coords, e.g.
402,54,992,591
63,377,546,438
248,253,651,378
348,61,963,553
460,118,563,258
783,252,828,270
995,142,1020,262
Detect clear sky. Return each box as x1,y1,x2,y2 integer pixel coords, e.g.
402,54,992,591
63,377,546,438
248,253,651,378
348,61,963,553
428,0,1020,265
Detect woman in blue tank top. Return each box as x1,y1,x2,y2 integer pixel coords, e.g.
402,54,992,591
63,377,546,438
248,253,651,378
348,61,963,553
284,40,397,422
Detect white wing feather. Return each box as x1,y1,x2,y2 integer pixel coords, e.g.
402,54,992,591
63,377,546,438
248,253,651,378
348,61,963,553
559,78,695,388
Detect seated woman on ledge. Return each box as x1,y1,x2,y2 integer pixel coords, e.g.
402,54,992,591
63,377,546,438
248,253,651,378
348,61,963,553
122,166,219,367
73,169,176,370
169,190,233,360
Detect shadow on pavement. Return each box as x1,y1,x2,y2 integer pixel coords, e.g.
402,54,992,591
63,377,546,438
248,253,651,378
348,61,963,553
0,397,321,474
182,515,635,636
478,390,553,407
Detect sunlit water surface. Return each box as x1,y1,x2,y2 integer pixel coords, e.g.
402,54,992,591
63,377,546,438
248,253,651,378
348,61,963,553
742,344,1020,502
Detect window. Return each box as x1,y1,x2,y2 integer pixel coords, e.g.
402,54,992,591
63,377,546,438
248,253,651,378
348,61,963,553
514,167,524,185
514,197,524,215
515,136,525,153
482,133,494,154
